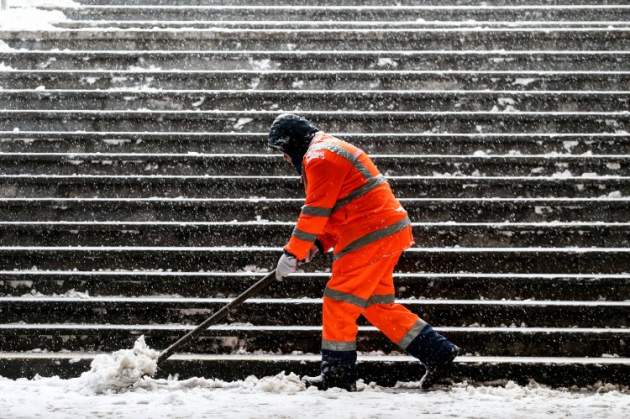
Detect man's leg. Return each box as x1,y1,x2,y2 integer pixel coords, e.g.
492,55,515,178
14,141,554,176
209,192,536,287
319,296,363,391
318,256,385,391
362,252,460,389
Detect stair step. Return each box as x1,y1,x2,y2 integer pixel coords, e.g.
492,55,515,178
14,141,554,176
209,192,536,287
2,90,628,112
2,50,628,71
0,153,628,177
1,352,629,386
1,324,627,357
2,221,630,247
1,132,628,154
1,110,628,133
3,271,628,301
0,246,628,274
75,0,629,6
0,296,628,327
2,70,629,91
4,29,630,51
1,174,628,198
57,20,630,30
2,197,628,223
46,5,630,23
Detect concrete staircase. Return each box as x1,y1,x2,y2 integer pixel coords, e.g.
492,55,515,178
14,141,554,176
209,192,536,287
0,1,629,386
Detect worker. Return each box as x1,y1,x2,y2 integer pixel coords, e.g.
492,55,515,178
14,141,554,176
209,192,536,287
268,113,459,391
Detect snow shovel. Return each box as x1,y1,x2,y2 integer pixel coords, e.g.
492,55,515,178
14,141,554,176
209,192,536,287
156,269,277,367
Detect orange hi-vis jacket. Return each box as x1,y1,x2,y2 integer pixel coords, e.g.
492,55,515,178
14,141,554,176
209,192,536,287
284,132,414,264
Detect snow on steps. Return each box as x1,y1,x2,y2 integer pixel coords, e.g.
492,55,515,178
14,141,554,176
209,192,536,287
55,20,630,30
1,70,629,91
1,89,628,112
1,132,628,154
1,197,628,223
4,28,630,51
35,5,630,23
0,324,628,357
1,109,628,133
2,173,630,199
2,220,630,247
2,50,629,71
1,246,628,274
0,295,629,327
74,0,630,6
1,271,629,301
1,352,629,387
0,152,628,177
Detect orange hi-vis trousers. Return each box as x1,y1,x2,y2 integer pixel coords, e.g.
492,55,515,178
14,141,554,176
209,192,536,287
321,233,427,352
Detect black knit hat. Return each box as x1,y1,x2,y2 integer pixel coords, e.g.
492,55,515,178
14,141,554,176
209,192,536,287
268,113,319,175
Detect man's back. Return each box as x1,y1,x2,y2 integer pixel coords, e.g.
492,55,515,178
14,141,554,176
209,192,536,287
297,132,413,259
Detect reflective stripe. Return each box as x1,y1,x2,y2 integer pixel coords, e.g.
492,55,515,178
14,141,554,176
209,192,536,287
322,339,357,351
332,175,387,213
398,319,428,350
325,288,397,309
324,287,368,308
301,205,332,217
309,142,373,180
367,294,395,306
292,227,317,242
333,217,411,261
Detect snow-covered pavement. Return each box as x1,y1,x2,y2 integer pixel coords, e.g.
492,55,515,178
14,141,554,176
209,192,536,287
1,372,629,419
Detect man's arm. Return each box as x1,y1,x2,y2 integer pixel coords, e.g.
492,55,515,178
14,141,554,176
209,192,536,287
284,155,347,260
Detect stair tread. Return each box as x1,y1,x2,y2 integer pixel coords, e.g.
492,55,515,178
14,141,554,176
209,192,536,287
2,197,628,202
3,221,630,226
1,351,628,365
2,296,629,306
2,324,629,333
2,270,628,278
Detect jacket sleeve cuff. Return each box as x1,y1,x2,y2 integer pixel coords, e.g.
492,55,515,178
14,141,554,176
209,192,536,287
284,237,314,261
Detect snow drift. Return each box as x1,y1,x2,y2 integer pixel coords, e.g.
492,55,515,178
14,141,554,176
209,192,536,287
77,336,159,394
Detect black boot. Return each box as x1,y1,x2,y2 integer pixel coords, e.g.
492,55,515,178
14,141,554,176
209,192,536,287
304,350,357,391
405,324,460,390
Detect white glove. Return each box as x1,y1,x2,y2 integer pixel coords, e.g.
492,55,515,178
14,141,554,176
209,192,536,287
275,252,298,281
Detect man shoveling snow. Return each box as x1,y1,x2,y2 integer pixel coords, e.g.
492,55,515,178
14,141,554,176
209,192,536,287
73,114,460,395
268,113,460,391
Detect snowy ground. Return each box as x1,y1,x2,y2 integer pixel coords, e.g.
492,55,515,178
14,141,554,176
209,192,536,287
0,373,628,419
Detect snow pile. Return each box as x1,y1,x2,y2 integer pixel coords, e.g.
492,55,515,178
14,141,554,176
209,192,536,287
0,0,78,31
76,336,159,394
131,371,305,395
249,372,305,394
0,40,14,51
